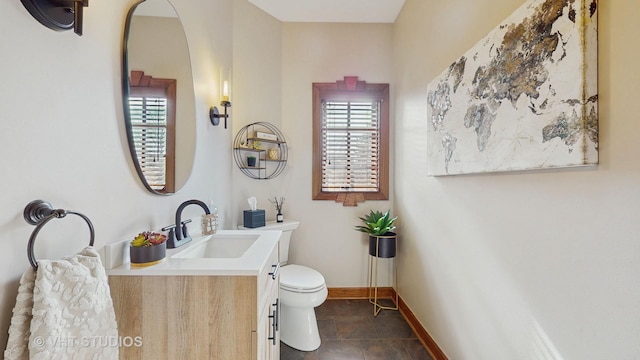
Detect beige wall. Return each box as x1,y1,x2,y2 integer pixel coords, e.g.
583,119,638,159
393,0,640,359
0,0,234,350
280,22,395,286
230,13,396,288
229,0,284,228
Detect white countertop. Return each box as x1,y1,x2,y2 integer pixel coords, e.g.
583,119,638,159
104,229,281,276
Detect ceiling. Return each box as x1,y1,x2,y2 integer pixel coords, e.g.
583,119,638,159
248,0,406,23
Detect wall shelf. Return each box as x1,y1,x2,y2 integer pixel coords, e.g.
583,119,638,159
233,122,288,179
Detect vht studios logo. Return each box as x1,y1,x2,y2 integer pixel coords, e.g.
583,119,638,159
32,335,143,348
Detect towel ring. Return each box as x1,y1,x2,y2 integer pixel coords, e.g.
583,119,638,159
24,200,95,270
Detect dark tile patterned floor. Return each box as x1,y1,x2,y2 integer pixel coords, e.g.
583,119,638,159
280,299,433,360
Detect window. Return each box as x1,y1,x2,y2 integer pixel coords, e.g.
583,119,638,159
312,77,389,206
129,71,176,193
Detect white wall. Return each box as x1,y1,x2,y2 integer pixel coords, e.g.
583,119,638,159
280,23,394,286
393,0,640,359
0,0,234,350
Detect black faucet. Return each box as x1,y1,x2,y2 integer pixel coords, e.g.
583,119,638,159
162,199,211,248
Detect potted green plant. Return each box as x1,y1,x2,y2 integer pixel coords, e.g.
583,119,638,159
130,231,167,266
247,156,257,167
355,210,397,258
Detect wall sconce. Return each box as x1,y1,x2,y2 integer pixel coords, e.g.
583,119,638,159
209,80,232,129
21,0,90,36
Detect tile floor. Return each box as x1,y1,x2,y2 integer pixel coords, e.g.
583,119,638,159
280,299,433,360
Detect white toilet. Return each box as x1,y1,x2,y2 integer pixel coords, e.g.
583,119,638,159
249,220,327,351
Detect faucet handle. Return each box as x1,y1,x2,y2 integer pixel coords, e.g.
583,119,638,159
161,224,176,231
180,219,192,238
160,224,178,248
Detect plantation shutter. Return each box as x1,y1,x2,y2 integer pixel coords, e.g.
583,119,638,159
321,100,380,192
129,96,168,191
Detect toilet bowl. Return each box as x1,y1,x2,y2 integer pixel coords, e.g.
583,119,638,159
279,264,327,351
238,220,327,351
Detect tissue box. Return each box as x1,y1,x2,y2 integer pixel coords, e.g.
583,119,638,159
243,210,265,228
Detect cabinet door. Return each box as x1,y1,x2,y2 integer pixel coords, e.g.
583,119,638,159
256,290,279,359
110,276,254,360
256,298,271,360
269,296,280,359
254,245,280,359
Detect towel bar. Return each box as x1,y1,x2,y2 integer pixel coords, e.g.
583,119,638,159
24,200,95,270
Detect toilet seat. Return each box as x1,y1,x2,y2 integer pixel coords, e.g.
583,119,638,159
280,264,326,293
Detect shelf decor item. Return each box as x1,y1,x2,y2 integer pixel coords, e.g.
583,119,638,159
255,131,278,141
247,156,257,167
129,231,167,267
233,122,288,179
269,196,285,223
201,213,218,235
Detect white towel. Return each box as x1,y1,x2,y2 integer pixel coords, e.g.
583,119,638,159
4,268,35,360
4,247,119,360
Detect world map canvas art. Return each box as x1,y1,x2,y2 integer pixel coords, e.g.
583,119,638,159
426,0,598,176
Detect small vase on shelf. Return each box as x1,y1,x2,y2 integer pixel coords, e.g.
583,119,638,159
277,211,283,223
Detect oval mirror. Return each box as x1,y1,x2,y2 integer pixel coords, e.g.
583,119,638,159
122,0,196,195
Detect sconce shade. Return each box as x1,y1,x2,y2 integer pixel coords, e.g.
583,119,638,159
222,81,230,102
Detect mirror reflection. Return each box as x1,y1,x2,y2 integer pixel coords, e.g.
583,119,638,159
123,0,196,194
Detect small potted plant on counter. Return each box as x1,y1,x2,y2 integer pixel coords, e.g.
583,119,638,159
355,209,397,258
130,231,167,266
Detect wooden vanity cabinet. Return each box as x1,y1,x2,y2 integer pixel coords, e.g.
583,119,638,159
108,246,280,360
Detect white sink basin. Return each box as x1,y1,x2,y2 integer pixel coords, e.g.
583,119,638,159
171,233,260,259
104,229,282,276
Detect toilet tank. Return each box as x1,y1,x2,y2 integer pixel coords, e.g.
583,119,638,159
258,220,300,265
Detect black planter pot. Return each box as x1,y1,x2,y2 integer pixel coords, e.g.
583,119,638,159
130,242,166,265
368,232,396,258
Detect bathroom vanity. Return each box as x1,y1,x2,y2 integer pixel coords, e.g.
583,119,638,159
105,230,281,360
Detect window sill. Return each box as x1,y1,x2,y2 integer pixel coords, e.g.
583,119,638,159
313,191,388,206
